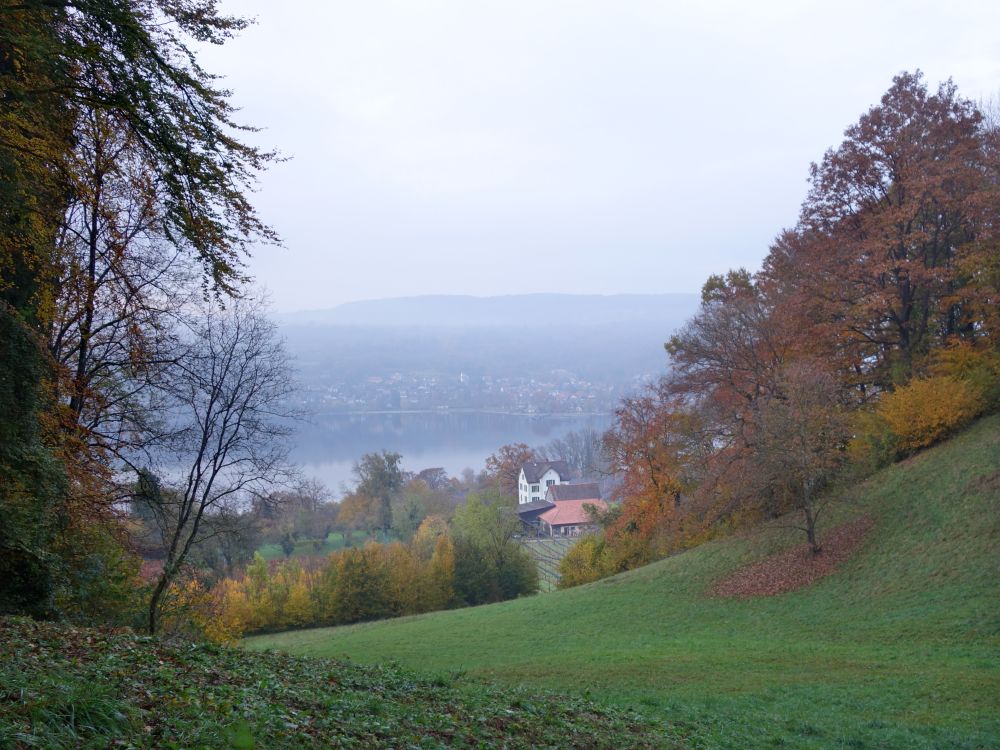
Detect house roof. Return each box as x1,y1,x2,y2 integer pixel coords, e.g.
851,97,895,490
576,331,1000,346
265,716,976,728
521,460,571,483
546,482,600,502
515,499,555,515
539,498,607,527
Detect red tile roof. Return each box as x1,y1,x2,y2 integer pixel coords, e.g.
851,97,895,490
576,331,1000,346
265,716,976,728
539,498,607,527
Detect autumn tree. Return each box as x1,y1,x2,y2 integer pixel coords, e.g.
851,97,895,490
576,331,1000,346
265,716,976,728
144,298,294,634
484,443,536,497
601,381,706,563
1,0,277,618
749,362,851,554
336,491,379,545
764,71,1000,391
424,534,457,610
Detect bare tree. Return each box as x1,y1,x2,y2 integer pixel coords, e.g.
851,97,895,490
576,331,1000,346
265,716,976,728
145,296,296,633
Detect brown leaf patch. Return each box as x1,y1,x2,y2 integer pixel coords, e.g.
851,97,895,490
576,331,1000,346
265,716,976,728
709,516,874,599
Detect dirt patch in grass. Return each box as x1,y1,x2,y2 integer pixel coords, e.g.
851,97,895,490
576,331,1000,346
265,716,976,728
966,470,1000,496
710,516,875,599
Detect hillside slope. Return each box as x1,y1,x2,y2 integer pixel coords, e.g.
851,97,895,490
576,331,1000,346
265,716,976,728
247,415,1000,749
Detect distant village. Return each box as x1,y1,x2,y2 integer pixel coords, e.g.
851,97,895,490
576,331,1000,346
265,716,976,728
293,370,649,415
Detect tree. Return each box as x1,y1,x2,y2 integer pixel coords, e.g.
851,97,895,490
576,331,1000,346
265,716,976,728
424,534,456,610
1,0,277,619
451,490,538,604
765,72,1000,391
750,362,851,554
537,428,605,479
336,491,379,544
484,443,536,497
144,297,294,634
353,451,404,539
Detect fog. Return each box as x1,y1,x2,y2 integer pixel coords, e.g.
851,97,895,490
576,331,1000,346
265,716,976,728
199,1,1000,312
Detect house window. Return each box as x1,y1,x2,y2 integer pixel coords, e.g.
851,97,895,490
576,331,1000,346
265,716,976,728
546,479,555,486
531,484,539,493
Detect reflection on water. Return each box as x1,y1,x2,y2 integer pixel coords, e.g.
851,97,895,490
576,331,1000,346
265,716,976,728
292,411,613,496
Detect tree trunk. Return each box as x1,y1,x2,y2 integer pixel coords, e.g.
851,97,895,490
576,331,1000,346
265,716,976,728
803,504,821,556
147,571,169,634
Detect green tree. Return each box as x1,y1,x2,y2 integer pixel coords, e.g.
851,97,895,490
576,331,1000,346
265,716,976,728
451,491,538,604
353,451,404,539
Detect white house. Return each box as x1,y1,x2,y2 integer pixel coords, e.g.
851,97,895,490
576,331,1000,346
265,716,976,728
517,460,570,505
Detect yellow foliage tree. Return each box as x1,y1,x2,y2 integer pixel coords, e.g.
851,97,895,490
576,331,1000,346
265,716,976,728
283,570,315,627
424,534,456,610
412,515,449,562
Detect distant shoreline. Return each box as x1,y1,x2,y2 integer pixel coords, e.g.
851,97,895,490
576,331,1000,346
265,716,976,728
315,409,613,418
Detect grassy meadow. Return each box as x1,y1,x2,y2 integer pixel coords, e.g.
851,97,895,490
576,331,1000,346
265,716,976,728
246,415,1000,748
256,531,352,561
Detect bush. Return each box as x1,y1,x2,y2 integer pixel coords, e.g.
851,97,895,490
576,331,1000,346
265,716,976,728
557,535,611,589
876,375,982,453
930,341,1000,413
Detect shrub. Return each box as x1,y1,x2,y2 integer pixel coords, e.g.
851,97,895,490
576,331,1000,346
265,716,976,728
930,341,1000,413
876,375,982,453
557,535,611,589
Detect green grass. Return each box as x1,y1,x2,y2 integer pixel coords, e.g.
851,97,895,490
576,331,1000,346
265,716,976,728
256,531,351,561
246,415,1000,749
521,537,576,591
0,616,668,749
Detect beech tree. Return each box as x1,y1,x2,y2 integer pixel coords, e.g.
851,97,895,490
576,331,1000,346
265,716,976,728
767,71,1000,390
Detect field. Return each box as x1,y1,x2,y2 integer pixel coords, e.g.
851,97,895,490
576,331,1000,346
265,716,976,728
246,415,1000,749
521,537,576,591
256,531,352,561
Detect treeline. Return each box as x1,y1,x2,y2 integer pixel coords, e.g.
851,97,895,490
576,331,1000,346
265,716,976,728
193,492,538,642
560,72,1000,587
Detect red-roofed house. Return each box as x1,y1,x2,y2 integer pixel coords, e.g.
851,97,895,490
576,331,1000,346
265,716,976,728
538,496,607,537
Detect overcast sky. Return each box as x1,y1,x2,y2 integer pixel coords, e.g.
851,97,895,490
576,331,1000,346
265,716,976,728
200,1,1000,312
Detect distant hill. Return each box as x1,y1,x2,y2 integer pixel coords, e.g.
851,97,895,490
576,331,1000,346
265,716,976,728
248,415,1000,749
278,293,700,328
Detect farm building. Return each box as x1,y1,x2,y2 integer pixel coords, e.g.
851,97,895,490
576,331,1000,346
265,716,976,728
516,479,607,538
517,460,571,505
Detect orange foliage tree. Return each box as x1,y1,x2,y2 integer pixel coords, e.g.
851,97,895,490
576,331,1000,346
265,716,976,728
484,443,536,497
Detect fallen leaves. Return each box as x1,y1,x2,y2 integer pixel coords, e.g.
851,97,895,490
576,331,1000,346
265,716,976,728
710,517,875,599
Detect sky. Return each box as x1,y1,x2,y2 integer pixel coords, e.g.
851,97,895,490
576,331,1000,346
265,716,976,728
199,1,1000,313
